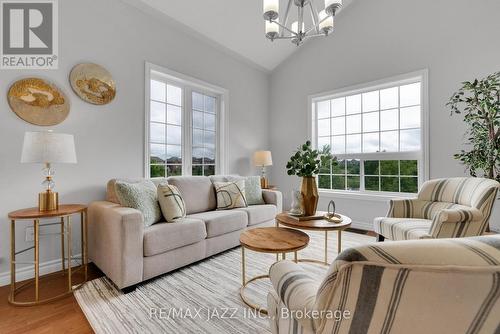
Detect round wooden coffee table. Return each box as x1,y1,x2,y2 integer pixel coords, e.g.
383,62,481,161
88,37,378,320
276,211,351,266
239,227,309,314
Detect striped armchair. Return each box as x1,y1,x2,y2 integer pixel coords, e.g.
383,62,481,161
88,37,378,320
267,235,500,334
374,177,499,241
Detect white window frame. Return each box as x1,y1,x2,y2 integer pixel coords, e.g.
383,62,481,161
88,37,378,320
144,62,229,178
307,69,429,201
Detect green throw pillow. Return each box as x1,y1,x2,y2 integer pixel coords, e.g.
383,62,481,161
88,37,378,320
114,180,161,227
228,175,264,205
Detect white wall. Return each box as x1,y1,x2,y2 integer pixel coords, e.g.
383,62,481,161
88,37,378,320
0,0,269,278
269,0,500,229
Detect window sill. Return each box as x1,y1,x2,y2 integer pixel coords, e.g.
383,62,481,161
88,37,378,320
319,189,416,202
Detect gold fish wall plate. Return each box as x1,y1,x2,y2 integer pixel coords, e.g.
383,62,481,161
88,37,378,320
8,78,70,126
70,63,116,105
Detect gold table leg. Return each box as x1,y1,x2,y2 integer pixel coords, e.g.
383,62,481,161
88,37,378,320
34,220,39,302
337,230,342,253
61,217,65,271
241,246,246,286
282,252,286,260
325,231,328,265
10,220,16,303
294,251,297,263
83,211,88,281
67,216,72,292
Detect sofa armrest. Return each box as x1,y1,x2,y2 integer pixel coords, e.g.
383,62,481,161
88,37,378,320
88,201,144,289
429,207,483,238
268,260,318,332
263,189,283,213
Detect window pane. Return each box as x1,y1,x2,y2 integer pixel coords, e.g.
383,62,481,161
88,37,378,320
380,160,399,175
400,82,420,107
193,92,204,110
365,176,379,191
347,159,360,174
400,106,420,129
192,165,203,175
400,129,420,151
400,160,418,176
347,176,360,190
317,100,330,119
167,104,181,125
318,118,330,136
318,136,330,151
151,80,166,102
204,112,216,131
346,94,361,114
318,175,331,189
381,177,399,192
150,123,165,143
151,101,166,123
401,177,418,193
150,165,165,178
332,176,345,190
319,159,330,174
380,87,398,109
332,136,345,154
204,131,216,149
193,129,203,146
363,132,379,153
166,145,182,163
193,111,203,129
346,134,361,153
380,108,398,131
167,85,182,106
205,96,216,113
167,165,182,176
333,159,345,174
203,165,215,176
331,117,345,135
380,131,399,152
332,98,345,117
362,91,379,112
150,144,166,163
192,147,203,164
204,147,215,164
364,160,379,175
167,125,182,145
363,112,379,132
346,114,361,134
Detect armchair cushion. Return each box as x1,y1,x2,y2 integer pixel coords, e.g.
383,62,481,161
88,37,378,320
373,217,432,240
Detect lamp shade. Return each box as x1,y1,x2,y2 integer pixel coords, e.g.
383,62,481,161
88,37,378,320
254,151,272,167
21,131,77,164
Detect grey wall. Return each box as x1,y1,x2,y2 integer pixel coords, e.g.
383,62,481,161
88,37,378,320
269,0,500,229
0,0,269,278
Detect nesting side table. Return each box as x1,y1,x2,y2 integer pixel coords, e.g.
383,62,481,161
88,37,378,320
7,204,88,306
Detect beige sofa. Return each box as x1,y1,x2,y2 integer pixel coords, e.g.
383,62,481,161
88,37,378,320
88,176,282,290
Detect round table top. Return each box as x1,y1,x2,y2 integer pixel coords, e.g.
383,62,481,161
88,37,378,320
240,227,309,253
276,211,352,231
8,204,87,220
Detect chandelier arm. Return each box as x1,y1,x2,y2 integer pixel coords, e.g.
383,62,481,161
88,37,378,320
280,0,294,37
308,0,320,33
304,14,330,35
271,19,298,36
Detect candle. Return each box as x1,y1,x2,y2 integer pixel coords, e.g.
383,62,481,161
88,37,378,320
318,10,334,32
263,0,279,14
291,21,305,34
265,20,279,34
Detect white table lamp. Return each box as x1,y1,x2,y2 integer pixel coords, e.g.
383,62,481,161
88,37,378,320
21,131,77,211
254,150,272,189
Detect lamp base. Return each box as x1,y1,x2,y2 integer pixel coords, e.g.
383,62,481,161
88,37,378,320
39,191,58,211
260,177,269,189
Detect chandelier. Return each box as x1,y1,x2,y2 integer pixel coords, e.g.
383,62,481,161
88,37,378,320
263,0,342,46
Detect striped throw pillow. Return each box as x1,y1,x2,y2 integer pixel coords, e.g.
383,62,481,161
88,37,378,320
157,183,186,222
214,180,247,210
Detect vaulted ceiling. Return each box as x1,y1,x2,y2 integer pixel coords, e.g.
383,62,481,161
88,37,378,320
127,0,351,71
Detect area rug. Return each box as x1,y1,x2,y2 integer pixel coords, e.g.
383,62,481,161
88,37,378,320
75,231,374,334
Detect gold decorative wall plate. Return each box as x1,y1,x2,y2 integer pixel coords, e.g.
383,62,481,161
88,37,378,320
8,78,70,126
70,63,116,105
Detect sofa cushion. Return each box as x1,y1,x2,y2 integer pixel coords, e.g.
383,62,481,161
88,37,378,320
167,176,216,214
373,217,432,240
235,204,276,226
143,218,206,256
187,210,248,238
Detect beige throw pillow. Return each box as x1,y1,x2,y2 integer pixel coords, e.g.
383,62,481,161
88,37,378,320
214,180,247,209
157,183,186,222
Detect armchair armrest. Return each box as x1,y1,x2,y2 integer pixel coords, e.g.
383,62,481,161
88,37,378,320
268,260,318,332
429,207,483,238
88,201,144,289
387,198,422,218
263,189,283,213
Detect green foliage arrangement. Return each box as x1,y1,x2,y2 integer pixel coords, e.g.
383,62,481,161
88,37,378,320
286,140,336,177
448,71,500,181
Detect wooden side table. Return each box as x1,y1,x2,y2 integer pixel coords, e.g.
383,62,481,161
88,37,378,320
7,204,88,306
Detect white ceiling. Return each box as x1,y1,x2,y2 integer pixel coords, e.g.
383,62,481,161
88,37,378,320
128,0,351,71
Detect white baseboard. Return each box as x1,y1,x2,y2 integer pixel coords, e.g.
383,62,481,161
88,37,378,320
0,254,82,287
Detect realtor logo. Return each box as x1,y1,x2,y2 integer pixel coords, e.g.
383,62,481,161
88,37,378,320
1,0,58,69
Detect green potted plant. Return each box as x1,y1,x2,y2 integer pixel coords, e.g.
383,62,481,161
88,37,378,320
286,140,335,216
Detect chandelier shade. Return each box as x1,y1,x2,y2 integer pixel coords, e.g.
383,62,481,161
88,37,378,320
263,0,342,46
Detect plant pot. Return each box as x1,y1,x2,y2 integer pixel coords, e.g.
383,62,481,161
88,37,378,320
301,176,319,216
